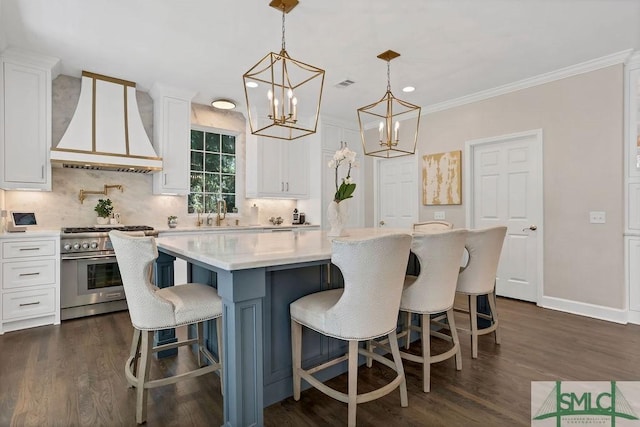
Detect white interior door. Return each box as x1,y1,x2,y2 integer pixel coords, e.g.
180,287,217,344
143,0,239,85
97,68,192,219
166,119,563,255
466,130,543,302
376,155,419,229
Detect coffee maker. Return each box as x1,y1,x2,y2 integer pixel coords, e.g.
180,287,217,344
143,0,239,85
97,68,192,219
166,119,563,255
292,209,306,225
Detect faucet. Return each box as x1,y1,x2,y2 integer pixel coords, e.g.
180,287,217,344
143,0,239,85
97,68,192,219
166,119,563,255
216,199,227,226
196,209,203,227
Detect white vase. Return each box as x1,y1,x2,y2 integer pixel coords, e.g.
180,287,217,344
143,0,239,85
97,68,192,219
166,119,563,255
96,216,109,225
327,200,349,237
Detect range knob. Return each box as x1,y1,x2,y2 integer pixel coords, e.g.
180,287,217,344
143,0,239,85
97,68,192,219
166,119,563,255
63,243,72,251
81,242,90,249
90,241,99,249
72,243,81,250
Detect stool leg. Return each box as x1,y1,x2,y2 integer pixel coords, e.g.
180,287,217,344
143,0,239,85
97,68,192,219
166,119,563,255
126,328,141,387
216,317,224,393
421,313,431,393
388,330,408,407
291,319,302,401
469,295,478,359
488,290,501,345
136,330,153,424
366,340,373,368
347,340,359,427
404,311,412,349
446,308,462,371
196,322,204,367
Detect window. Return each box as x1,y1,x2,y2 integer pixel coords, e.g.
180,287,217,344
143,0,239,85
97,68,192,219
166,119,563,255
189,129,236,214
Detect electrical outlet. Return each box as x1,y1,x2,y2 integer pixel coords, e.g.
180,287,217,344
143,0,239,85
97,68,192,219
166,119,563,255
434,211,445,220
589,211,606,224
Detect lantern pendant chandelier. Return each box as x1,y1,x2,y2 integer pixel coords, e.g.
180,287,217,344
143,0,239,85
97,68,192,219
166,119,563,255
243,0,325,140
358,50,421,158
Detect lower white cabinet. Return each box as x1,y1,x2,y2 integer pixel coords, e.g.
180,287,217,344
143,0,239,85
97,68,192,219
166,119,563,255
0,234,60,334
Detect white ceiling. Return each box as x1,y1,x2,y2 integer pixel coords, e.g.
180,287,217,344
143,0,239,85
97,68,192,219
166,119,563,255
1,0,639,123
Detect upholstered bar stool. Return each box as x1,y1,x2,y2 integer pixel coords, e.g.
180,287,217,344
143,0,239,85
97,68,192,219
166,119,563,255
109,230,223,424
290,233,412,427
455,226,507,358
391,229,468,393
413,221,453,232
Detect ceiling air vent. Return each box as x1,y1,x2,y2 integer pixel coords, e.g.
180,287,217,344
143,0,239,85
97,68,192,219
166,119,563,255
335,79,355,88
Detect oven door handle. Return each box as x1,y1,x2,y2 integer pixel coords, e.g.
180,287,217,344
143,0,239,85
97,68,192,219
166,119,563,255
61,255,117,261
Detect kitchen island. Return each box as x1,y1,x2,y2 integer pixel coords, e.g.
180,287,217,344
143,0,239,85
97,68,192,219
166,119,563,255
155,228,410,427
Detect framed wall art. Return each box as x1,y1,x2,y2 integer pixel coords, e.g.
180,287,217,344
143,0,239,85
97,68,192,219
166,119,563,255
422,150,461,205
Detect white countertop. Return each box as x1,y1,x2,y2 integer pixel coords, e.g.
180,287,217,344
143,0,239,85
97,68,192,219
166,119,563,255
155,228,410,271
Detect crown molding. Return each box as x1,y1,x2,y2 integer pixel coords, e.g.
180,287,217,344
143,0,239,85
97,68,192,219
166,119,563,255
423,49,635,115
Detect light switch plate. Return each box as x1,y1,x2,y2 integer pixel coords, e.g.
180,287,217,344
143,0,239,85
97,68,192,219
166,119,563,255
589,211,606,224
434,211,445,220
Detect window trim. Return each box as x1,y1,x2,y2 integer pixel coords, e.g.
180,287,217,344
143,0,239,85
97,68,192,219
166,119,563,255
189,125,240,216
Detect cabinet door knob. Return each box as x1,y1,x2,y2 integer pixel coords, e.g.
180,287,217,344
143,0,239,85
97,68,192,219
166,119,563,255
379,220,385,226
523,225,538,231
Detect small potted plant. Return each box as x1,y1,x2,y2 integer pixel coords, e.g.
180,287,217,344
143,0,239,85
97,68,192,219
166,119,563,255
94,198,113,225
168,215,178,228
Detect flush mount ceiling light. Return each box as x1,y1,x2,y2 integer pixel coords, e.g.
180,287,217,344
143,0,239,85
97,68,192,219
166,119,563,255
358,50,421,158
243,0,325,140
211,99,236,110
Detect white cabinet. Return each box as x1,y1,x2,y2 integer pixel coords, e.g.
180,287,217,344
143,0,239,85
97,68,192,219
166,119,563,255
246,133,309,199
626,52,640,324
0,234,61,334
0,49,59,190
150,83,196,195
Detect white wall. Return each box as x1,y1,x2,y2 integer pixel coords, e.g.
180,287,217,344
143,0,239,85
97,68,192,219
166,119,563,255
366,65,625,311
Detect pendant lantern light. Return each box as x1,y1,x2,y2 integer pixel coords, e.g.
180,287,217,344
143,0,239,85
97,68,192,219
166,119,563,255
358,50,421,158
243,0,325,140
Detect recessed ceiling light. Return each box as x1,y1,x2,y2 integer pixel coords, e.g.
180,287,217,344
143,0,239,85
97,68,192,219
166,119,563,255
402,86,415,93
245,81,258,88
211,99,236,110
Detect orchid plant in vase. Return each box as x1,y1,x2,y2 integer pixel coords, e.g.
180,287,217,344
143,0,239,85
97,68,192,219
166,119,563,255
329,142,358,203
327,142,358,236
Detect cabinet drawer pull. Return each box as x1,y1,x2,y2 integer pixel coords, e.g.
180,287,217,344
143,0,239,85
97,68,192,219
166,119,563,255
19,272,40,277
19,247,40,251
19,301,41,307
286,182,289,191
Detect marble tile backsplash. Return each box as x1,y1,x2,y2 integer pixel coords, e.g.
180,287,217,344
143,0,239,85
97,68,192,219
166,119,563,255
4,168,297,229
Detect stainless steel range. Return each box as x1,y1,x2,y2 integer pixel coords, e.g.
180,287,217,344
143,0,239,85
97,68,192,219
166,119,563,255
60,225,158,320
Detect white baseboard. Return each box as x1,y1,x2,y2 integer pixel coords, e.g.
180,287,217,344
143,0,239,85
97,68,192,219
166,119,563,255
628,310,640,325
538,296,628,324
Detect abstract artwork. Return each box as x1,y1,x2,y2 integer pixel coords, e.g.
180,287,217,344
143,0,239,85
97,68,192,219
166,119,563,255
422,150,462,205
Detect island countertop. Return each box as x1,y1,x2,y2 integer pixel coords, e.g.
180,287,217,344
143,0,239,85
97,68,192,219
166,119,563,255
155,227,410,271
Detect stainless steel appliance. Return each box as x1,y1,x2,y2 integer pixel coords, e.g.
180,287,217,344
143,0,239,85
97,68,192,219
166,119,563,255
60,225,158,320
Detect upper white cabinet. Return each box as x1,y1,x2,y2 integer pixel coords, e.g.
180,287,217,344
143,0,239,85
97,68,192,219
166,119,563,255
150,83,195,195
246,132,309,199
0,49,59,190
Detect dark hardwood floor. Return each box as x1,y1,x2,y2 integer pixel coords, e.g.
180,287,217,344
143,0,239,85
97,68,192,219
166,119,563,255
1,297,639,426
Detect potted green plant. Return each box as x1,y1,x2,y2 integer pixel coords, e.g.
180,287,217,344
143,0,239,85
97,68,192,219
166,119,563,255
168,215,178,228
94,198,114,225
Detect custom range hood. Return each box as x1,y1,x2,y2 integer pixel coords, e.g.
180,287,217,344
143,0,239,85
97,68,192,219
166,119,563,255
51,71,162,173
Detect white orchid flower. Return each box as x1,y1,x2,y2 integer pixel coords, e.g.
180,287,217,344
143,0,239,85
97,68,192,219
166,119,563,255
328,159,336,169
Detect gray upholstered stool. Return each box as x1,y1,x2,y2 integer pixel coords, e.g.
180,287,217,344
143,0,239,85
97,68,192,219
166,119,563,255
455,226,507,358
109,230,223,424
290,233,411,427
